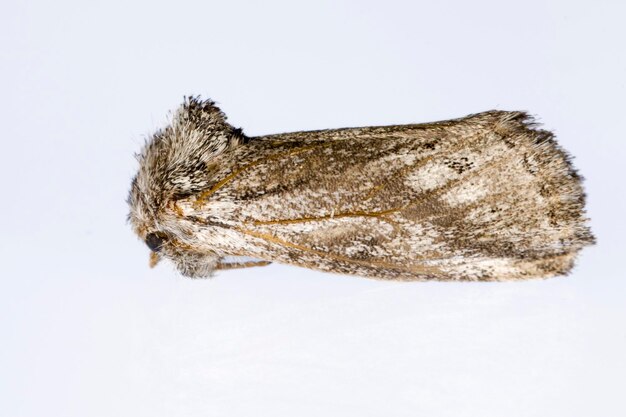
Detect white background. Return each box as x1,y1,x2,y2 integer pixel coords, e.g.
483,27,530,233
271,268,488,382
2,1,625,416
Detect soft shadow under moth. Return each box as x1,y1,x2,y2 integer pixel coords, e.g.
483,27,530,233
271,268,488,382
128,97,594,281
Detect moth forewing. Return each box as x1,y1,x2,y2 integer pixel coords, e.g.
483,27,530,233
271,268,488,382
129,98,594,281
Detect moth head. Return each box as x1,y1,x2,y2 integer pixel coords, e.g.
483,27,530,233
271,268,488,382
127,96,244,277
125,224,218,278
145,232,219,278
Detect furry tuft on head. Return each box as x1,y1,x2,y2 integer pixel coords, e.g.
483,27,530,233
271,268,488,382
128,97,246,232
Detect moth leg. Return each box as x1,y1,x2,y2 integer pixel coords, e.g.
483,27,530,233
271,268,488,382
215,260,272,270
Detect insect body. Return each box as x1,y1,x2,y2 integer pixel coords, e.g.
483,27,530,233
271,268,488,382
128,97,594,281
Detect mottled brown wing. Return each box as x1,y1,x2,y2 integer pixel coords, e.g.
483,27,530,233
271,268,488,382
185,111,593,281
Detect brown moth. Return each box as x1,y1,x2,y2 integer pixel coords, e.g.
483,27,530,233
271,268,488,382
128,97,594,281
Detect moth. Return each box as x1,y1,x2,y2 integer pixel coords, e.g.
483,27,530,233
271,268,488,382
128,97,594,281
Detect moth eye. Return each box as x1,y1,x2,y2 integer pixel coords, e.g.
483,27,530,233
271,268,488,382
145,232,167,252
